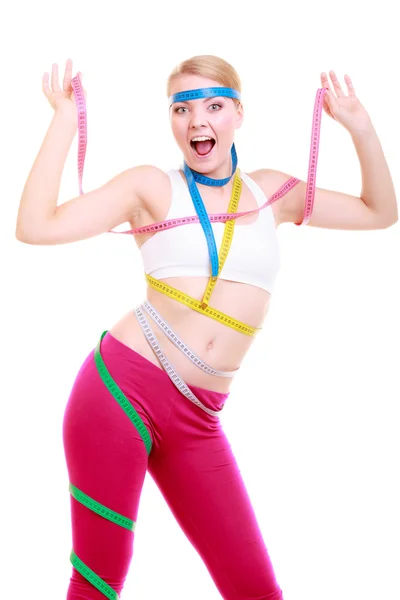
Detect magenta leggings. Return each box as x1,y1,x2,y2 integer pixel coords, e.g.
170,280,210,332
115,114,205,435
62,331,283,600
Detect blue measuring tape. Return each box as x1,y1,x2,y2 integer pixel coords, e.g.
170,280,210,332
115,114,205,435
170,86,241,278
169,86,241,105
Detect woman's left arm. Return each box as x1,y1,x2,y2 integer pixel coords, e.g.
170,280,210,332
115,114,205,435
266,71,398,230
350,122,398,224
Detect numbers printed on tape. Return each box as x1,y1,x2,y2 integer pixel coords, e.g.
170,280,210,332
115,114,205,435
145,274,259,336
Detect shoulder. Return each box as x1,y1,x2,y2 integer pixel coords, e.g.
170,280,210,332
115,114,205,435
246,168,303,226
126,165,172,220
129,164,171,198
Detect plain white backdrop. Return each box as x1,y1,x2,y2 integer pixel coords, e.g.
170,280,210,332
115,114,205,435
2,1,399,599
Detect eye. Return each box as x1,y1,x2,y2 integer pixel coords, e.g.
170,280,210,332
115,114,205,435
174,103,222,114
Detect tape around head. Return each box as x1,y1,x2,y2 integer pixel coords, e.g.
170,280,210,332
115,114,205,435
169,87,241,107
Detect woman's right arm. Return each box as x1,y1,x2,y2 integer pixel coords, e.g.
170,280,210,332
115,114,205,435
15,110,153,245
15,59,154,245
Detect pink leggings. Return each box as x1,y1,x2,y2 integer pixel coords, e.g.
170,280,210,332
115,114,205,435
62,331,283,599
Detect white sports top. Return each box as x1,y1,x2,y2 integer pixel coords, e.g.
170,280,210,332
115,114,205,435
140,168,281,294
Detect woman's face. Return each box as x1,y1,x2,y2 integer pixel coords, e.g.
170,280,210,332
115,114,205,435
169,75,244,171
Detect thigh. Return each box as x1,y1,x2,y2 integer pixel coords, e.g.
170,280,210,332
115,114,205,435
62,349,152,599
148,408,283,600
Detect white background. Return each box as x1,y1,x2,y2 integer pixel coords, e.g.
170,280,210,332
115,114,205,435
1,1,399,599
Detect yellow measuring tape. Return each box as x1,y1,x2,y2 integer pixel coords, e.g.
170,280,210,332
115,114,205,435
145,168,260,337
199,167,241,308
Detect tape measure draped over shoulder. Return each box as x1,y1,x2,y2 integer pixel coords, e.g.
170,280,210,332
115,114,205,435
70,75,328,334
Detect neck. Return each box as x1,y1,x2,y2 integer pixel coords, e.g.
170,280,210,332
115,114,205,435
189,154,234,188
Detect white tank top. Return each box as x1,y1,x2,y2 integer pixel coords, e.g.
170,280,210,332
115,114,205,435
140,168,281,294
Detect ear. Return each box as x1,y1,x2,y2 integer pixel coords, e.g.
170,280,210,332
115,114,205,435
236,102,244,129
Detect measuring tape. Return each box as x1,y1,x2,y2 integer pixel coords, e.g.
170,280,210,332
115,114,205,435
199,166,241,307
67,76,328,598
141,300,237,377
134,305,224,417
145,273,259,336
145,165,243,311
110,175,301,236
70,76,328,335
71,75,327,230
180,142,239,277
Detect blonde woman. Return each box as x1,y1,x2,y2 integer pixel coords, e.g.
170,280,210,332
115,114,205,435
16,55,397,600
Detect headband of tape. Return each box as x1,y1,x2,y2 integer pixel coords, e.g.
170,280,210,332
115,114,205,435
169,87,241,107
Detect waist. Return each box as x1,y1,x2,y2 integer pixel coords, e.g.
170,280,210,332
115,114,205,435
147,275,270,335
108,277,271,393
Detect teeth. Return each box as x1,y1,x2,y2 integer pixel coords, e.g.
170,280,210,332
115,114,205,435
191,136,213,142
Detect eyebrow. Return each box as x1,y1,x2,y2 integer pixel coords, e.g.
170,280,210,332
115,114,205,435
175,96,224,105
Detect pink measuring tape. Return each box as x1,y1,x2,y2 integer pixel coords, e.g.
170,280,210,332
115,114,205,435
70,75,328,231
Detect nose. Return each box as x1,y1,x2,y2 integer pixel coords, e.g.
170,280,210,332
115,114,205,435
189,104,208,129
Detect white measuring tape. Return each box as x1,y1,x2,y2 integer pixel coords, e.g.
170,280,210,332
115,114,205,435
134,305,224,417
141,300,237,377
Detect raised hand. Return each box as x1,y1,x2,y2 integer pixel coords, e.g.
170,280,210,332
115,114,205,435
321,71,372,134
42,58,86,117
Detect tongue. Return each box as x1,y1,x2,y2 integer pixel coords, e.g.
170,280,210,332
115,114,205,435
195,140,214,155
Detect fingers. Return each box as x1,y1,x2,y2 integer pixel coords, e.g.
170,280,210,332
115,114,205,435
320,73,331,106
51,63,61,93
322,71,347,97
344,74,355,96
328,71,345,97
42,71,50,97
321,72,331,91
43,58,74,96
63,58,73,92
321,71,355,98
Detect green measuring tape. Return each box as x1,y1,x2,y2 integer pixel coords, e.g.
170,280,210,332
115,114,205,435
68,331,154,597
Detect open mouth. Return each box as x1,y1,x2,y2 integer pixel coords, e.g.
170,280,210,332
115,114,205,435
190,138,216,157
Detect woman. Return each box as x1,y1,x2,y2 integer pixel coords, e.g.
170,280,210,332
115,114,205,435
15,55,397,600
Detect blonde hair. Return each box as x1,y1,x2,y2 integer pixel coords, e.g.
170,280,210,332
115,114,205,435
167,55,242,107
